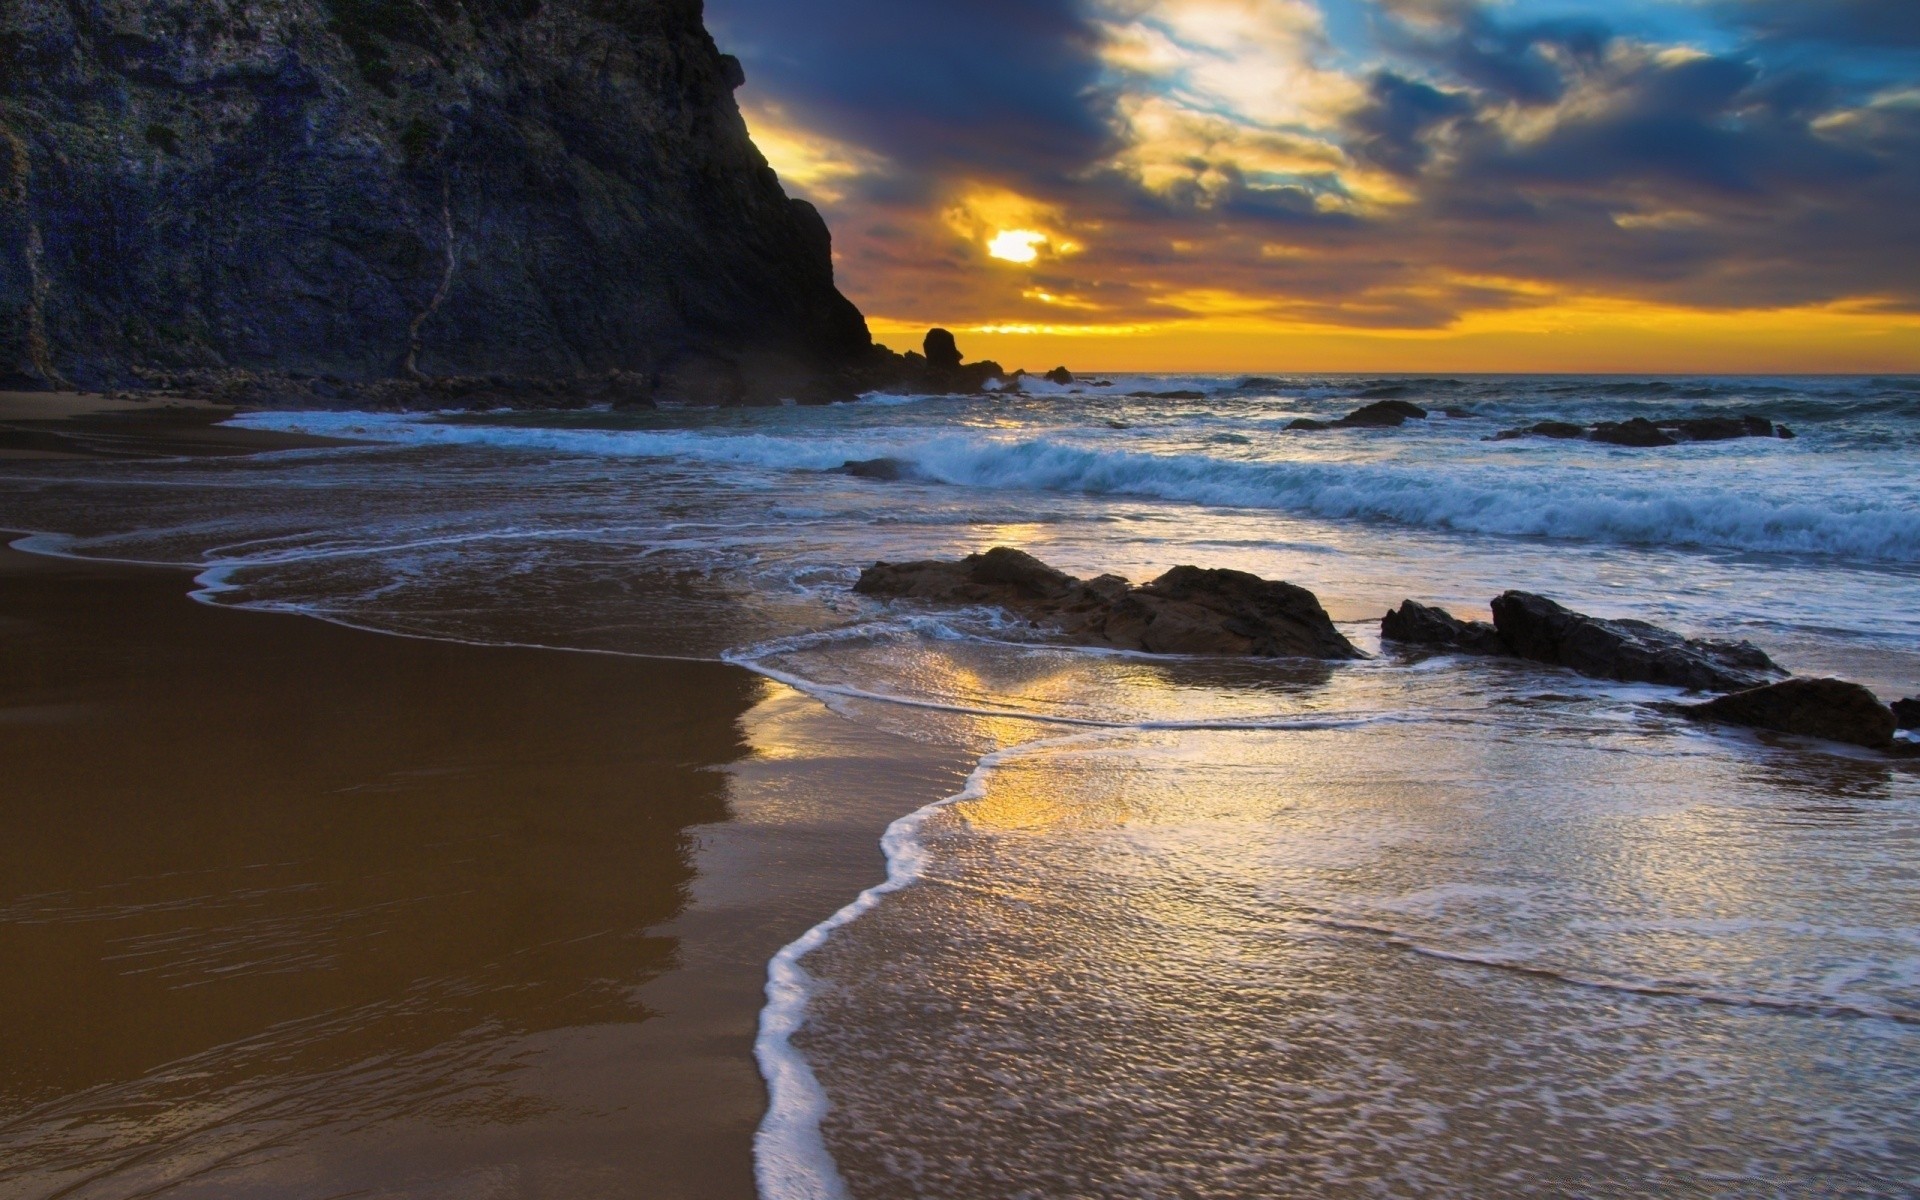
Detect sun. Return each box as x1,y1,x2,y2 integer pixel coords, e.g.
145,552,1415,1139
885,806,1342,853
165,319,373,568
988,229,1048,264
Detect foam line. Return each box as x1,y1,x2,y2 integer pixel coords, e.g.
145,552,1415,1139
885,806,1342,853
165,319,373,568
753,732,1109,1200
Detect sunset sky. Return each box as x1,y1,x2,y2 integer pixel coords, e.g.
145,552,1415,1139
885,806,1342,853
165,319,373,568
705,0,1920,373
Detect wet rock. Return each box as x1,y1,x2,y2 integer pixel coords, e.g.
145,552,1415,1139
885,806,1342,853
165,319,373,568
1334,400,1429,428
1591,418,1678,447
837,458,919,482
1681,679,1898,750
1381,601,1505,656
1287,418,1331,432
855,548,1363,660
1490,591,1786,692
1045,367,1076,385
1661,415,1776,442
1894,698,1920,731
1443,408,1476,419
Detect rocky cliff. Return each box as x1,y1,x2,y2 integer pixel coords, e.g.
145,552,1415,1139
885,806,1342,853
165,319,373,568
0,0,879,405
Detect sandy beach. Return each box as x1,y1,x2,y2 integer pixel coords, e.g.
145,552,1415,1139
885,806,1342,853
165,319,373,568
0,392,357,460
0,539,970,1198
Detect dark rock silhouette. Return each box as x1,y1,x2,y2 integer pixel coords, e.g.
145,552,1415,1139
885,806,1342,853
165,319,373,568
1493,415,1792,446
1,0,888,407
1336,400,1428,427
1680,679,1898,750
837,458,920,482
1894,697,1920,731
1045,366,1075,385
1491,591,1785,692
924,329,964,372
855,548,1364,660
1381,601,1504,656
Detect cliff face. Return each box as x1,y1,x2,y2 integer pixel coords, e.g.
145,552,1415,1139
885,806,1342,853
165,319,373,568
0,0,876,404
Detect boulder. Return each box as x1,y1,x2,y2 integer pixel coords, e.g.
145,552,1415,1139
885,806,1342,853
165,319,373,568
1894,697,1920,731
1287,418,1331,432
1335,400,1429,428
1490,591,1786,692
855,548,1363,660
1381,601,1505,656
1681,679,1898,750
1045,367,1076,385
837,458,919,481
1661,415,1776,442
1591,418,1677,447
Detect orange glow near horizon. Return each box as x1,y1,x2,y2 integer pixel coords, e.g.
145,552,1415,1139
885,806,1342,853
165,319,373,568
867,300,1920,375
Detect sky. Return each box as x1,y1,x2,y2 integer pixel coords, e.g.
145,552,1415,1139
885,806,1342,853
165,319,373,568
704,0,1920,372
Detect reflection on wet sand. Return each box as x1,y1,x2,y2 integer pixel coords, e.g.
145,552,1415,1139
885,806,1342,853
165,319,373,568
0,547,758,1197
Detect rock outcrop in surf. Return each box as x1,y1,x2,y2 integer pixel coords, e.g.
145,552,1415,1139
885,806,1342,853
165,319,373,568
1678,679,1899,750
855,547,1364,660
0,0,893,406
1383,592,1784,692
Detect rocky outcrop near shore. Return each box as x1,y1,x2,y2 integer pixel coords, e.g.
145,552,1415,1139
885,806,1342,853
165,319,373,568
1382,593,1913,751
0,0,882,404
1384,593,1783,692
1678,679,1899,750
855,547,1363,660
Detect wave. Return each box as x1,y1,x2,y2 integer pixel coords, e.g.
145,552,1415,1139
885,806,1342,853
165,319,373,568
233,412,1920,562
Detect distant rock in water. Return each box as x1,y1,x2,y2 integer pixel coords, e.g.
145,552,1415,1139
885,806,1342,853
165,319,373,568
836,458,920,482
1492,414,1792,446
0,0,885,406
1381,601,1505,656
1335,400,1428,428
1491,591,1786,692
1680,679,1898,750
854,548,1364,660
1290,399,1429,432
1045,366,1075,385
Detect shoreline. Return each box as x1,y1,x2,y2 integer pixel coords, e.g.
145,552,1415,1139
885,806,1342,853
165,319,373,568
0,390,364,459
0,537,975,1199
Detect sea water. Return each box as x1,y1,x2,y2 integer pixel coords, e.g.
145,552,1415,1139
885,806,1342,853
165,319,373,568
4,374,1918,1197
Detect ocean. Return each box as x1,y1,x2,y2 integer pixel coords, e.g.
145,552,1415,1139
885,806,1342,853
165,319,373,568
6,373,1918,1197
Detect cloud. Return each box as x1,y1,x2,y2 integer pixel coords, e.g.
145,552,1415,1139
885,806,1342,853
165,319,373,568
704,0,1920,350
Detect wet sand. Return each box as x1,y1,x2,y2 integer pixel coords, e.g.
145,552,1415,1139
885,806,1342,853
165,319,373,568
0,392,358,459
0,542,970,1198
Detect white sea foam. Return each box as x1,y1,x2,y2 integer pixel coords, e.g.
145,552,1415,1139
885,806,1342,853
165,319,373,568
231,412,1920,561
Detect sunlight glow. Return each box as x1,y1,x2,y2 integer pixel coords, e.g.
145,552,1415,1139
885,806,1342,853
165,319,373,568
989,230,1049,264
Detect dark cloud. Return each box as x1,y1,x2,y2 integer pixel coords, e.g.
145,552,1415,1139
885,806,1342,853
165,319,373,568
1347,72,1475,175
1376,0,1612,105
1726,0,1920,51
705,0,1113,177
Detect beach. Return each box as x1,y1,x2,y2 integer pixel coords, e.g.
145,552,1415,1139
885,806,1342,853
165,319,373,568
3,375,1917,1197
0,540,970,1198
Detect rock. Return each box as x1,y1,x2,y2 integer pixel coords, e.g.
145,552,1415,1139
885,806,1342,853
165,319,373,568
923,329,964,372
1334,400,1429,428
1777,425,1796,439
1660,415,1776,442
1238,377,1283,389
0,0,874,403
1490,592,1786,692
854,548,1363,660
1287,418,1331,432
1894,698,1920,731
1591,418,1678,447
1681,679,1898,750
1443,408,1476,419
1381,601,1505,656
1045,367,1075,385
837,457,919,481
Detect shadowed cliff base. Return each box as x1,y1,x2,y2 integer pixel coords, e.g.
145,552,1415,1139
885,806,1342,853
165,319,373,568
0,0,889,406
